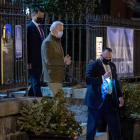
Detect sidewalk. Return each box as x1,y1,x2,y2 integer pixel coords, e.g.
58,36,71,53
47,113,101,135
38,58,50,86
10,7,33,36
77,133,107,140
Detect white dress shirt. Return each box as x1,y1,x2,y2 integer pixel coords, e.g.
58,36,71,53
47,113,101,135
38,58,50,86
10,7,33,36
32,20,45,38
102,62,112,94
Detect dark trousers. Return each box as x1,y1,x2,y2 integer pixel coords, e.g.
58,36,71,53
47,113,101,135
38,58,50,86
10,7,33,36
28,66,42,97
98,114,113,140
86,95,123,140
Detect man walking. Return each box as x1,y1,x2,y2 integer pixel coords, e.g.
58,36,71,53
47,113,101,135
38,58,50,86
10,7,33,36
85,48,124,140
27,7,45,97
41,21,71,95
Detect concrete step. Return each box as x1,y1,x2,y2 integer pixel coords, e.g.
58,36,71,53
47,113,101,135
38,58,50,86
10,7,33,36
77,132,107,140
78,123,107,140
0,94,7,99
6,87,87,99
10,91,26,98
41,87,72,97
80,123,87,136
95,133,107,140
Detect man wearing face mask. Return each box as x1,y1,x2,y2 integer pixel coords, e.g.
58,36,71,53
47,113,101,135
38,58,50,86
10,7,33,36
85,48,124,140
41,21,71,95
27,7,45,97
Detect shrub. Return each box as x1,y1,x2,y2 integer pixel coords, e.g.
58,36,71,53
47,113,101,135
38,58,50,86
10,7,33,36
18,89,82,139
119,79,140,120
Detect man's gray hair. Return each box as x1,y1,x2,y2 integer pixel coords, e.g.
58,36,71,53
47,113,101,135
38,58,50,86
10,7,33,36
50,21,63,31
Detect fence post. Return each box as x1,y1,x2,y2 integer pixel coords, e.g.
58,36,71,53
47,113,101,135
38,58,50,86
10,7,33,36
65,13,68,55
86,13,89,66
72,13,75,80
52,14,55,23
59,14,61,21
24,1,28,96
79,14,82,82
45,13,49,37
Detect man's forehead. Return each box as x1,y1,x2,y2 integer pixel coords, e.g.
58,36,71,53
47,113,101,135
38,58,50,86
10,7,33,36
102,50,112,56
56,24,63,29
37,11,44,16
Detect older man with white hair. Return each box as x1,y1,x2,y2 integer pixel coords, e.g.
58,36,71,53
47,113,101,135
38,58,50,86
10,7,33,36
41,21,71,95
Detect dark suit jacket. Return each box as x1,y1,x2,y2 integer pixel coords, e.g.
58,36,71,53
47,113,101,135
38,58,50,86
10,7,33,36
85,59,122,109
27,21,44,67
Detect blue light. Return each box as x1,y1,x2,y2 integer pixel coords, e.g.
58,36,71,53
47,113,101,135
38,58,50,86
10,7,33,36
101,79,108,99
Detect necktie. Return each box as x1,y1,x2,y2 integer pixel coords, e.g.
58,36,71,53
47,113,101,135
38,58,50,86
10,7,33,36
38,25,45,41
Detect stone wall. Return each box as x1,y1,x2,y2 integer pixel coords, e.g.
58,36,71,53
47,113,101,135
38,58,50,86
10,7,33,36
0,116,28,140
0,98,42,140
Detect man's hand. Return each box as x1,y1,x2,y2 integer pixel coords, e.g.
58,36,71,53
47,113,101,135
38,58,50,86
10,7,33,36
103,72,111,79
28,63,32,69
64,54,71,65
65,59,71,65
119,97,124,107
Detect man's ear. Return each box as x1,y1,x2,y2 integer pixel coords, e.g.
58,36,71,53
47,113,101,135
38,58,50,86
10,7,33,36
52,28,57,37
100,54,103,60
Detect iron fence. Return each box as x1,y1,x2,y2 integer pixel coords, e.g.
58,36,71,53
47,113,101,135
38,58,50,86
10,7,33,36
27,13,88,85
0,0,28,95
44,22,87,85
27,13,140,84
87,14,140,77
1,2,140,97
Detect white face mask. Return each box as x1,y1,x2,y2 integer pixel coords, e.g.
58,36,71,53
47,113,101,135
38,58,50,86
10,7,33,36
56,31,63,38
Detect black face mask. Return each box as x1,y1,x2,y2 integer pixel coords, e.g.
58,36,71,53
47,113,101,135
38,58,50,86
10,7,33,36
36,18,44,24
102,57,111,65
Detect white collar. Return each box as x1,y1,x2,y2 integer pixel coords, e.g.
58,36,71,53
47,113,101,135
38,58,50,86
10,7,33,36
32,20,40,26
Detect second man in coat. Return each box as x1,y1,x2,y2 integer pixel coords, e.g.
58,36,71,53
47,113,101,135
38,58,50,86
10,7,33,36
41,21,71,95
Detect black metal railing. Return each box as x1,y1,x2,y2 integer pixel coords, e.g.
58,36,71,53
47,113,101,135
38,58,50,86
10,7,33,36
27,13,140,83
87,14,140,78
0,0,28,96
1,1,140,98
27,13,88,85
